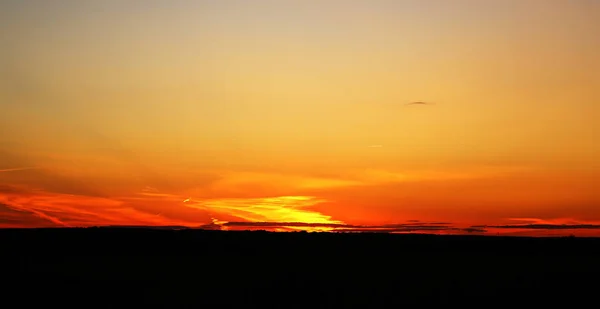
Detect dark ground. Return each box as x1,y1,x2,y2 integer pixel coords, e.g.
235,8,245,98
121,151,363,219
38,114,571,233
2,228,600,307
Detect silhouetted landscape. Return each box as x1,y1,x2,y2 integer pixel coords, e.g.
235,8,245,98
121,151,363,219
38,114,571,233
3,228,599,307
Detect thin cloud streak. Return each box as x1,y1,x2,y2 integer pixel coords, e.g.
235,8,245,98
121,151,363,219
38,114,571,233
198,221,487,234
473,218,600,231
478,224,600,230
197,219,600,236
0,167,39,173
0,187,198,228
406,101,434,105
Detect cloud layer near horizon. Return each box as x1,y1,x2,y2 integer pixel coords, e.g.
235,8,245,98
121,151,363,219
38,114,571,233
1,163,599,237
3,184,600,237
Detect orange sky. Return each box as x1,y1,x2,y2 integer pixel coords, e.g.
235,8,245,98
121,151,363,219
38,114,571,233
1,0,599,236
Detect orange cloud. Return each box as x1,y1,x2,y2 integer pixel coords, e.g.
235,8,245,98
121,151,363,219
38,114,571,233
183,195,343,227
0,186,197,228
204,171,363,197
0,167,39,173
200,166,531,198
473,217,600,237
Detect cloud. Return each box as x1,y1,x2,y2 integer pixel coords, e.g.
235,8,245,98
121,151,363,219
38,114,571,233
406,101,433,105
184,196,343,227
333,224,486,234
467,218,600,236
201,216,600,236
200,166,517,198
198,220,487,234
472,217,600,232
0,186,199,228
0,202,57,228
480,224,600,230
223,222,349,228
0,167,38,173
0,160,105,197
206,171,364,195
343,166,532,186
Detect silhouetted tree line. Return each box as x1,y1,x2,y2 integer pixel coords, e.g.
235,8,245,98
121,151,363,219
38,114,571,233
1,228,598,307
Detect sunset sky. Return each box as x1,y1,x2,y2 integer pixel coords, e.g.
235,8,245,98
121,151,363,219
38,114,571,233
1,0,599,236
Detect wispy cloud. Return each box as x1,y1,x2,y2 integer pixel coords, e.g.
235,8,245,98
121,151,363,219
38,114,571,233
347,167,528,185
197,220,486,234
480,224,600,230
184,196,343,228
471,218,600,236
205,167,529,197
406,101,434,105
196,217,600,236
0,186,198,228
207,171,364,194
0,167,38,173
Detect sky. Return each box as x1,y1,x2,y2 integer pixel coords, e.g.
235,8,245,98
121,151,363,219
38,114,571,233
1,0,599,236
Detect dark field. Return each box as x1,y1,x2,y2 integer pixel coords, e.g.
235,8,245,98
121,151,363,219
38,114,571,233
2,228,599,307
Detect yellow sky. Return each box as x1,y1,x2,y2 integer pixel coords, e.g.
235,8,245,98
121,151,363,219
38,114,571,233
1,0,599,233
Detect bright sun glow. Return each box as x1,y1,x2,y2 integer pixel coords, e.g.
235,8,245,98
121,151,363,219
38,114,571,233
185,196,343,225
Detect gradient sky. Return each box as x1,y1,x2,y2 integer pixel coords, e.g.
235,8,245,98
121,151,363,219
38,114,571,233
1,0,599,235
